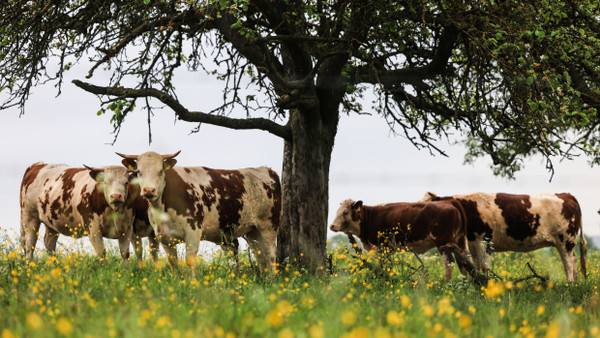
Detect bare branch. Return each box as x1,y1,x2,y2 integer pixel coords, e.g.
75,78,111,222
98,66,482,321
72,80,291,140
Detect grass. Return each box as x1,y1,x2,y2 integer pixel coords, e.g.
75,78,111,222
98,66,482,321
1,230,599,338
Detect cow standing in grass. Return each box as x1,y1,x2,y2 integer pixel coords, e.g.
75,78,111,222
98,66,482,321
330,199,470,282
420,191,587,281
20,162,157,262
116,151,281,274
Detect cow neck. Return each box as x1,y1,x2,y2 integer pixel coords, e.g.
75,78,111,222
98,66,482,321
124,184,140,208
358,205,390,245
358,206,371,242
89,183,109,213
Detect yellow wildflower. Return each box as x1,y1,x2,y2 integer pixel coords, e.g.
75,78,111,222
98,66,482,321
1,329,16,338
57,317,73,336
546,320,561,338
437,297,455,315
309,325,324,338
373,327,391,338
484,280,505,298
266,310,282,327
278,328,294,338
400,295,411,308
537,305,545,315
340,310,357,326
423,305,435,317
26,312,42,330
386,310,403,326
459,315,472,328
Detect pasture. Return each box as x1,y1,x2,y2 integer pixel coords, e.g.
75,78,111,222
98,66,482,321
0,231,598,338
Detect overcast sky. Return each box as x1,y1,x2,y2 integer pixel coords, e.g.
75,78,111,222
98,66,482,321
2,64,600,255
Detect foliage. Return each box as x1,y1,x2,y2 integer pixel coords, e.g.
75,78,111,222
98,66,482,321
0,1,599,177
1,231,599,337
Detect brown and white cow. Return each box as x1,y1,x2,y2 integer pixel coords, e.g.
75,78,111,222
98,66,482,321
20,162,157,262
420,191,587,281
330,199,469,282
116,151,281,274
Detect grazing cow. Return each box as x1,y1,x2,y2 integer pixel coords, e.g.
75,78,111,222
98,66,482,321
420,191,587,281
330,199,469,282
116,151,281,274
20,162,157,262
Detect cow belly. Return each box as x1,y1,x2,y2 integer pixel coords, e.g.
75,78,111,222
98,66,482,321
407,239,436,254
40,215,88,238
150,207,192,243
472,232,555,253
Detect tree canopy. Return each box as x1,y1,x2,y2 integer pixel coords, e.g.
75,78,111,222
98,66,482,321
2,0,599,177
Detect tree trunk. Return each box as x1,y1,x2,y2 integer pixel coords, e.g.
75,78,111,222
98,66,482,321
277,107,337,272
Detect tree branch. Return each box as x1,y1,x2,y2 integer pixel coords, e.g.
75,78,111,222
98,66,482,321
72,80,291,140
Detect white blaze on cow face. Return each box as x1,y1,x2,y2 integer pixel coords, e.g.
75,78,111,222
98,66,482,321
117,151,179,203
85,166,134,210
330,199,362,236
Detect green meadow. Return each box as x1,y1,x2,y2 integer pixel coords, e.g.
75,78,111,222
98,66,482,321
0,231,598,338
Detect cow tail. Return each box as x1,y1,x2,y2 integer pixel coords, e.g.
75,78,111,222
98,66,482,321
571,194,587,280
579,224,587,279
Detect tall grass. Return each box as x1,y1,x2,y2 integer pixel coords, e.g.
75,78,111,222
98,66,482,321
1,231,598,338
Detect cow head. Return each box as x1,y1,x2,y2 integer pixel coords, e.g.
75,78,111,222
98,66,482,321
420,191,438,202
84,165,137,210
116,151,180,203
330,199,363,235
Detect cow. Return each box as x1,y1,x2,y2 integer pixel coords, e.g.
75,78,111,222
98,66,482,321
116,151,281,274
420,191,587,281
20,162,158,263
330,199,470,282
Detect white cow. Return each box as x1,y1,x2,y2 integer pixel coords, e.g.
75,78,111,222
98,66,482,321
20,162,156,262
421,191,587,281
116,151,281,274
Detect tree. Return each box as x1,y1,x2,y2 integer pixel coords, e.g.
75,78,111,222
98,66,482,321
1,0,599,271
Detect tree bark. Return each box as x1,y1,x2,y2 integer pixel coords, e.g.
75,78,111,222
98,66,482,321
277,107,337,272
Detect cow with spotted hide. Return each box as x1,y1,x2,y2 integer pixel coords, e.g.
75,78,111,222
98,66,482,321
20,162,158,262
330,198,470,282
116,151,281,274
420,191,587,281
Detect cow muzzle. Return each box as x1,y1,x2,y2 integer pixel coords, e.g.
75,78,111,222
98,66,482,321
329,224,341,232
110,193,125,204
142,187,158,200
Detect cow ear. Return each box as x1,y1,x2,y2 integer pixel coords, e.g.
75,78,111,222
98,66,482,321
128,170,138,179
163,159,177,171
84,165,104,182
121,159,137,171
352,200,363,210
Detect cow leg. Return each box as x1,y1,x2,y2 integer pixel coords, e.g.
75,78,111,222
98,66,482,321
43,227,60,255
440,252,454,283
21,212,40,262
469,240,486,272
221,238,240,274
245,227,277,275
555,244,576,282
117,229,132,264
162,242,179,269
470,241,490,277
132,234,144,263
148,231,159,262
185,240,199,271
88,223,106,260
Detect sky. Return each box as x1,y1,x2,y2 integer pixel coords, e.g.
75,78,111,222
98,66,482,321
2,63,600,256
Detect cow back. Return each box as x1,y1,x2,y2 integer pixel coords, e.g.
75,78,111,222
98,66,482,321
359,201,463,249
159,165,280,240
